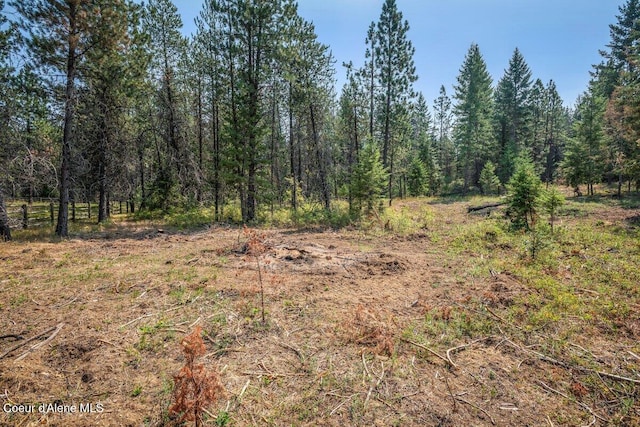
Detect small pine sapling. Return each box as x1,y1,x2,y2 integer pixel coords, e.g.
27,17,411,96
542,187,565,234
507,157,543,230
169,326,224,426
479,161,501,195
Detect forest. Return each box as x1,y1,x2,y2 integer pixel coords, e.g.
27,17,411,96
1,1,640,426
0,0,638,239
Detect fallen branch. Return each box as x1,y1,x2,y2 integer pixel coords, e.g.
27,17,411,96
15,323,64,361
455,396,495,425
0,324,60,359
446,336,494,366
504,338,640,385
536,380,607,423
329,393,359,416
401,338,455,368
119,305,183,328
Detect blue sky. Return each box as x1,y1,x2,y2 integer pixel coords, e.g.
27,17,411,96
174,0,621,108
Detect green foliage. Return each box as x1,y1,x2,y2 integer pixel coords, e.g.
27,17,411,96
407,158,428,196
453,44,495,189
350,142,388,216
374,0,417,200
479,161,501,195
507,157,543,230
562,91,606,195
494,48,532,169
541,186,565,233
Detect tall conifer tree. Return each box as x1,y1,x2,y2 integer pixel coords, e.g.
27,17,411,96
374,0,417,204
453,44,494,190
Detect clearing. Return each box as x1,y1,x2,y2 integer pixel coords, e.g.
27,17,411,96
1,194,639,426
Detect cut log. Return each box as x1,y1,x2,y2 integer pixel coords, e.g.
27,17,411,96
467,202,507,213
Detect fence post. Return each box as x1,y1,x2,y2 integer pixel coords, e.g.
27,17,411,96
119,201,123,214
21,204,28,229
87,201,91,219
49,202,54,224
71,201,76,222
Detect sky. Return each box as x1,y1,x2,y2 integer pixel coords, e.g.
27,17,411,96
173,0,621,107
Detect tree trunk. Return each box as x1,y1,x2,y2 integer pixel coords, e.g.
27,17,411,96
289,82,296,212
0,185,11,241
56,9,78,238
309,103,330,210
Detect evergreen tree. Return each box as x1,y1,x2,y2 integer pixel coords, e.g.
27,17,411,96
351,142,388,215
412,93,440,194
542,80,566,184
338,62,368,212
83,0,148,222
374,0,417,204
142,0,190,210
407,157,428,197
433,85,455,184
13,0,95,237
479,161,501,195
0,0,17,240
453,44,494,190
594,0,640,192
494,48,532,182
507,157,543,230
541,186,564,234
563,91,607,196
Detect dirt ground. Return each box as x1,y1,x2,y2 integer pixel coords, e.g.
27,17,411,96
0,198,639,426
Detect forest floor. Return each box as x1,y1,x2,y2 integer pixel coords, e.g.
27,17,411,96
1,192,639,426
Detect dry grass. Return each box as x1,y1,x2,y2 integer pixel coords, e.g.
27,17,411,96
0,193,639,426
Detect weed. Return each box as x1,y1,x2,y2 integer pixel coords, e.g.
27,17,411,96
215,411,231,426
131,385,142,397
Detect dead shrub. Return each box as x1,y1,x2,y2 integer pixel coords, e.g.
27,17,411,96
169,326,224,426
342,305,395,356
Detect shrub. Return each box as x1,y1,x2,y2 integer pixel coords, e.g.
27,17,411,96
507,157,543,230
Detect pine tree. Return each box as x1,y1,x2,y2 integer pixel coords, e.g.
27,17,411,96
374,0,417,204
594,0,640,192
142,0,190,210
0,0,17,241
13,0,95,237
542,80,566,184
507,157,543,230
407,157,428,197
494,48,532,182
479,161,501,195
351,142,388,216
433,85,454,184
338,63,368,212
412,93,440,194
563,91,607,196
83,0,148,222
453,44,494,190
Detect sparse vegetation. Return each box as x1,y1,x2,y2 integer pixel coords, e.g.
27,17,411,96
1,192,639,426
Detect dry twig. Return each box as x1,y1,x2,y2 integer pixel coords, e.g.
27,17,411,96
401,338,455,368
0,324,61,360
536,380,607,423
455,396,495,425
15,323,64,361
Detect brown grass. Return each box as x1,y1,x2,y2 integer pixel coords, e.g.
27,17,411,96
0,194,638,426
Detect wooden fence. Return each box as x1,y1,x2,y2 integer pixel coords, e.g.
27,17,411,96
5,199,131,229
